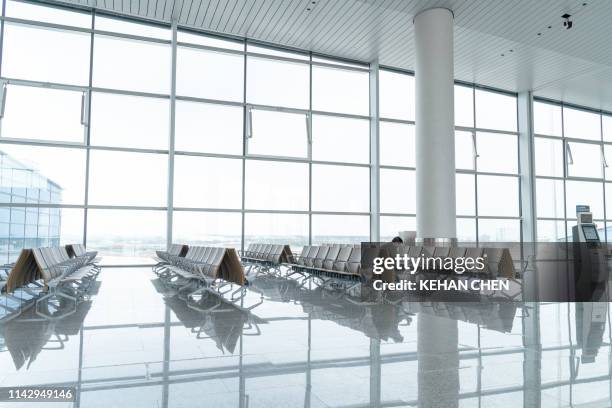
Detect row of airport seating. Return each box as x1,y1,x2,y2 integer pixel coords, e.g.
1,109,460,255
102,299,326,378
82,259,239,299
0,244,100,320
153,244,189,274
66,244,99,264
4,245,100,293
289,245,363,280
153,241,514,303
241,244,294,265
294,244,515,279
0,267,9,294
378,244,515,279
157,245,246,286
154,245,264,311
241,242,515,281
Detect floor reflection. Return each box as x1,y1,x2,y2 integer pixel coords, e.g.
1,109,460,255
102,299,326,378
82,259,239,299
0,267,610,408
1,300,91,370
160,287,265,355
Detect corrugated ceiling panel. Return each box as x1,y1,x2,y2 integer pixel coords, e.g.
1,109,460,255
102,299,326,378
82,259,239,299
268,1,307,44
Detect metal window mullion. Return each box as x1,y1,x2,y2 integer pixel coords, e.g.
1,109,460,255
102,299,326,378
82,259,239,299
240,38,247,252
516,93,524,253
87,145,168,154
535,95,612,117
470,215,522,220
562,136,606,145
176,40,244,56
172,207,242,213
15,84,372,120
533,133,563,140
311,109,370,121
0,203,87,209
0,204,217,210
457,125,519,136
381,65,519,98
93,28,172,45
177,150,370,167
601,114,608,242
563,109,570,178
561,104,568,242
0,136,85,147
166,20,177,250
0,77,90,92
0,137,175,153
86,205,169,210
240,209,372,216
308,52,313,246
0,0,5,80
247,104,370,121
535,175,565,181
379,212,416,217
0,15,373,72
175,94,242,107
0,15,371,70
563,175,606,183
248,103,309,115
472,85,479,244
251,50,368,73
0,81,6,125
379,117,415,125
83,11,95,248
522,92,538,243
536,216,567,221
90,86,170,99
380,164,416,171
1,16,94,35
370,61,379,242
246,50,308,67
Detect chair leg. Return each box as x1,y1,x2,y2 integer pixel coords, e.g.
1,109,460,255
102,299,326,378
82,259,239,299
35,289,77,320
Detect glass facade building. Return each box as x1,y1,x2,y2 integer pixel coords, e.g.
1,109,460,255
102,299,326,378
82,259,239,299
0,150,62,264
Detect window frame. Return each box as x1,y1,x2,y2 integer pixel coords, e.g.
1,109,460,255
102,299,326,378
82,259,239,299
533,97,611,242
378,68,521,244
0,4,532,260
0,80,88,145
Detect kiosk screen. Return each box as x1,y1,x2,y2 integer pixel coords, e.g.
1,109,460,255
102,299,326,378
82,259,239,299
582,225,600,242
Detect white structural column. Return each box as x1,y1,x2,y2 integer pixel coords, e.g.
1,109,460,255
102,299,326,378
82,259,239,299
414,8,456,240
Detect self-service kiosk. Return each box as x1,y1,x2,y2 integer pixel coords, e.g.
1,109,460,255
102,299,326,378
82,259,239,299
570,206,608,362
571,204,608,299
572,205,601,248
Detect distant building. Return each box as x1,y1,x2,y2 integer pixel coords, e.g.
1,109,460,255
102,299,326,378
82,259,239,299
0,151,62,265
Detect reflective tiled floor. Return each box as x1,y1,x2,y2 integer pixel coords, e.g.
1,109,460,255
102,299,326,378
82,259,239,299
1,267,611,408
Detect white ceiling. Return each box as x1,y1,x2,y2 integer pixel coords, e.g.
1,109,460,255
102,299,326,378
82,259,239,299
51,0,612,111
